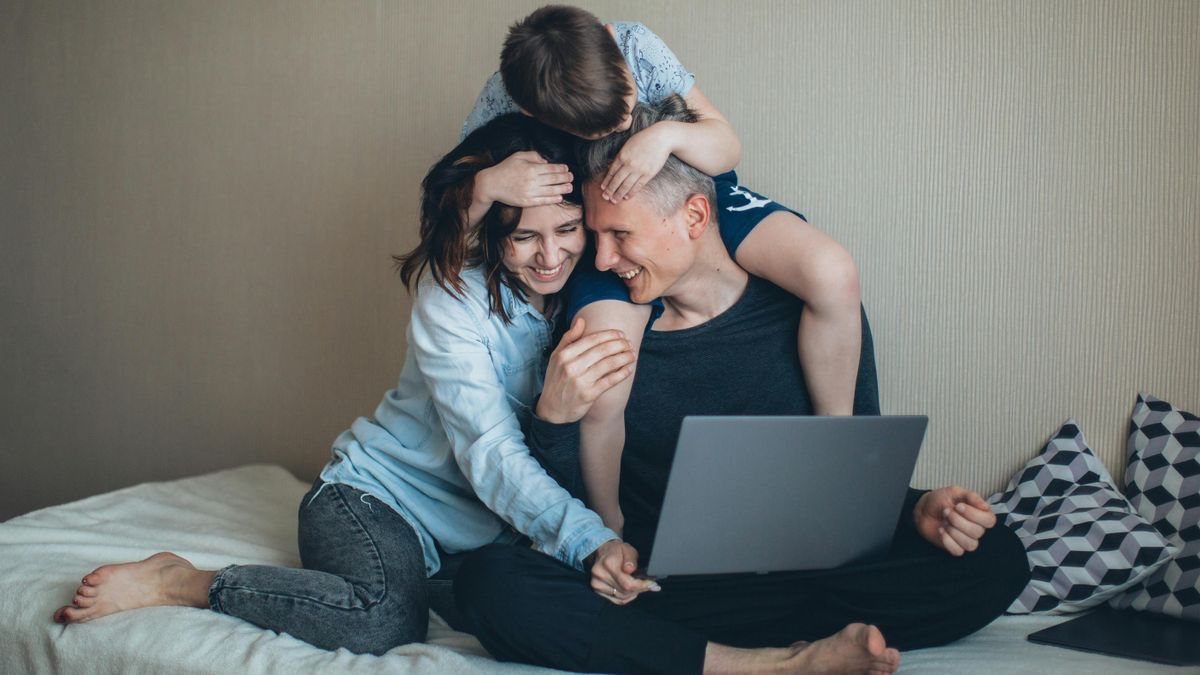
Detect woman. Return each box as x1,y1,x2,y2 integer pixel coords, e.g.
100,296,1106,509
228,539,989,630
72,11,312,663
51,114,634,655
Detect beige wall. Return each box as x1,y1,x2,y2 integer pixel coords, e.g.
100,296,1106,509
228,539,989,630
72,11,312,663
2,0,1197,520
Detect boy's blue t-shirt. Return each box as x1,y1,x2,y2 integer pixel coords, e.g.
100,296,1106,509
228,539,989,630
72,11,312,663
564,171,807,327
461,21,696,139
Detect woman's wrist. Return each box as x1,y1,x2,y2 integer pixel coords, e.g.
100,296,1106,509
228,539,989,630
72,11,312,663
585,538,621,568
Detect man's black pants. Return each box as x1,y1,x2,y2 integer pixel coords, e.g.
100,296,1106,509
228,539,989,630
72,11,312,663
455,513,1030,675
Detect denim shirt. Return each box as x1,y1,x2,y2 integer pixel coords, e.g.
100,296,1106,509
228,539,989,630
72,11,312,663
320,266,617,576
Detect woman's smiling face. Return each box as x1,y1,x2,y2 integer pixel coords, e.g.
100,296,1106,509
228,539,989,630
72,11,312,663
502,202,586,305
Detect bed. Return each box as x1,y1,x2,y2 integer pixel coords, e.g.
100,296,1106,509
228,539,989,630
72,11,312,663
1,465,1190,674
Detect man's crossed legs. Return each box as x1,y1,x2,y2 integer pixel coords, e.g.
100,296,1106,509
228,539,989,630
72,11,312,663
455,511,1029,674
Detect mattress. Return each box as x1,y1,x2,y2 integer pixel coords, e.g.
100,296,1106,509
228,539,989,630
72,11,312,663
1,465,1189,674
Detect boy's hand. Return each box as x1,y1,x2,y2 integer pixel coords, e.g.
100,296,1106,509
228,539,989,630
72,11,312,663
601,124,674,202
479,150,573,207
913,487,997,556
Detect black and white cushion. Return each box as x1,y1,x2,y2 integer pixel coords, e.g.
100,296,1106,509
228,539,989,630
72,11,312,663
989,420,1176,614
1110,393,1200,621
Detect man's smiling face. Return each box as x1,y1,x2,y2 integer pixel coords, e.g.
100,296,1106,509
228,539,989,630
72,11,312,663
583,180,694,304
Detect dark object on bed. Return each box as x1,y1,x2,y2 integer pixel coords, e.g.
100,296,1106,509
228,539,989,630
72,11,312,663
1026,606,1200,666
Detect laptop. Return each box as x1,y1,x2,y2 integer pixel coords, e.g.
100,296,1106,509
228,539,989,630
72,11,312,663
645,415,928,578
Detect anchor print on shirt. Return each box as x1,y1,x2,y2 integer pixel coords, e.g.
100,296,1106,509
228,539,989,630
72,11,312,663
726,185,773,212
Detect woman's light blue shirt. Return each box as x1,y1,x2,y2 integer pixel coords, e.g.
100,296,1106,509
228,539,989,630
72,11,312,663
320,267,617,576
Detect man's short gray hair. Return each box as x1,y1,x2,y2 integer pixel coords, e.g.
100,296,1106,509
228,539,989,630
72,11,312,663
578,95,718,219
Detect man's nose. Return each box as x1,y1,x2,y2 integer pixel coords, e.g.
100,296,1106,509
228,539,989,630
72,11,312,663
594,235,618,272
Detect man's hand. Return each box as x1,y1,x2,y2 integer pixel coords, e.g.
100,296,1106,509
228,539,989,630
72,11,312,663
913,486,997,556
536,318,636,424
588,539,660,605
478,150,573,207
600,123,674,202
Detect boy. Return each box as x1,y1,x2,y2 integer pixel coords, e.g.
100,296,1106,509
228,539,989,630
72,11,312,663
462,5,862,537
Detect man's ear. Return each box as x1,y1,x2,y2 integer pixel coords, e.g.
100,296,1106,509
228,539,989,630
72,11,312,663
683,193,712,240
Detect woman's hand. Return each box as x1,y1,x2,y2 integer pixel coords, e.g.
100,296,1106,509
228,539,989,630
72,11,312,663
477,151,574,208
536,318,636,424
588,539,659,605
600,123,674,202
913,487,997,556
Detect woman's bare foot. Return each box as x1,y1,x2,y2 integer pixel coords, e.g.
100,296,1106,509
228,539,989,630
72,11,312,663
785,623,900,674
52,552,216,624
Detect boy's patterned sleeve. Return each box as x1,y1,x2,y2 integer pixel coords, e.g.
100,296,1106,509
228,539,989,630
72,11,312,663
461,71,520,140
618,21,696,103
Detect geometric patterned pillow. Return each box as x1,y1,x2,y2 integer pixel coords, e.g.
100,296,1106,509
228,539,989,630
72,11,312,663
1110,393,1200,621
989,419,1177,614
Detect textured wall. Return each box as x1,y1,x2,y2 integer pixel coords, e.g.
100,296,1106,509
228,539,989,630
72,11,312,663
2,1,1197,520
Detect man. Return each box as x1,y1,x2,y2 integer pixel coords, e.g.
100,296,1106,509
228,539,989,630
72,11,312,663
454,99,1030,675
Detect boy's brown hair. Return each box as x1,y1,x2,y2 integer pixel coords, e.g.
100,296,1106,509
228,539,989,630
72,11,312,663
500,5,632,137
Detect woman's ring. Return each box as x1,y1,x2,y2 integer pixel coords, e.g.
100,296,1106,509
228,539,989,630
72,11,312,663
610,585,618,597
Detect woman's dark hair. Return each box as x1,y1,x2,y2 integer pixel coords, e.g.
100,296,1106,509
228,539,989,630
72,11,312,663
395,114,582,323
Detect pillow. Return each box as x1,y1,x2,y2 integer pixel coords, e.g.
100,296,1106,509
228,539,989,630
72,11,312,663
988,419,1176,614
1110,393,1200,621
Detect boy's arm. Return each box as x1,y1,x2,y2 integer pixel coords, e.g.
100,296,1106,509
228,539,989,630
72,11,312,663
734,211,862,416
673,85,741,174
602,85,741,202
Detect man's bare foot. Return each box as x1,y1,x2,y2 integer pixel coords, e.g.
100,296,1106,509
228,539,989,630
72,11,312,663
52,552,216,624
785,623,900,674
702,625,898,674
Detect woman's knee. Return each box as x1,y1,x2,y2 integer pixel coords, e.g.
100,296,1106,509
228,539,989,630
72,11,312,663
330,595,429,655
327,563,430,654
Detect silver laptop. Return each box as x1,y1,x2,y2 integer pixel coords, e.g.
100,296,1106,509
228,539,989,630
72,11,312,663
645,415,928,577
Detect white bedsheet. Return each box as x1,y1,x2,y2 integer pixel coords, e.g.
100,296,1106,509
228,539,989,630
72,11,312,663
0,465,1190,674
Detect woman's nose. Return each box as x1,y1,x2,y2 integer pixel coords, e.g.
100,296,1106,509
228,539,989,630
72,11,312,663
538,237,560,264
